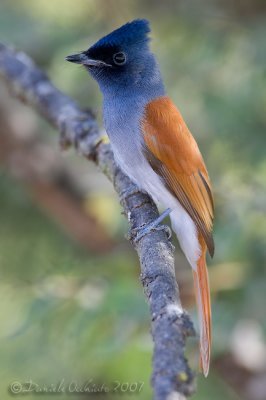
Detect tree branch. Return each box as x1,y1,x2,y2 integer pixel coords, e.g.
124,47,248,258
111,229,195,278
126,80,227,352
0,43,195,400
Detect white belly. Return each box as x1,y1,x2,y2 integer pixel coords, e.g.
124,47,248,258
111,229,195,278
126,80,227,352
113,145,200,270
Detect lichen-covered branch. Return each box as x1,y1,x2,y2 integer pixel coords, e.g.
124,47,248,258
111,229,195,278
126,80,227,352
0,43,195,400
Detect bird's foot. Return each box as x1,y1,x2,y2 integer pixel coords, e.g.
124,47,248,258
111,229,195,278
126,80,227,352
130,208,172,243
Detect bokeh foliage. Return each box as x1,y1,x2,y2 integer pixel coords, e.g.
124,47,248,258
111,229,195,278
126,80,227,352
0,1,266,399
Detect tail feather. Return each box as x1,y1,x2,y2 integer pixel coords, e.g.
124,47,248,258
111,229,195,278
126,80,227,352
193,251,212,377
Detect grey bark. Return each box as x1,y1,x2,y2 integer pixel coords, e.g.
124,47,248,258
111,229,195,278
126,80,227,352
0,43,196,400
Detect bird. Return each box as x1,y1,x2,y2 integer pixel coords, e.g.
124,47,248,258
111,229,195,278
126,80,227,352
66,19,214,376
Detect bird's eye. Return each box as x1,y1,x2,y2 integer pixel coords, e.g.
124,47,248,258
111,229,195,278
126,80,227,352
113,52,127,66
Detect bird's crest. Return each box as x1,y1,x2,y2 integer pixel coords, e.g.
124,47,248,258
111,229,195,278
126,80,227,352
90,19,151,50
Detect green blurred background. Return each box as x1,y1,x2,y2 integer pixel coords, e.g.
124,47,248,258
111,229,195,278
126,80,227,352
0,1,266,399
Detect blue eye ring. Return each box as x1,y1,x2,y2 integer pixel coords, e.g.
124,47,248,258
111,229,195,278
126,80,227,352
113,52,127,66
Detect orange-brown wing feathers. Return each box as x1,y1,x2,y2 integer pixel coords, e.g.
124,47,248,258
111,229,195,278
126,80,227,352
142,96,214,256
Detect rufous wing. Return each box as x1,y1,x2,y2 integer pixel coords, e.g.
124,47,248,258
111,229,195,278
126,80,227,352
141,96,214,256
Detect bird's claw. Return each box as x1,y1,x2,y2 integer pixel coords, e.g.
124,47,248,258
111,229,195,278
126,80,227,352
129,223,172,243
127,207,172,243
153,224,172,240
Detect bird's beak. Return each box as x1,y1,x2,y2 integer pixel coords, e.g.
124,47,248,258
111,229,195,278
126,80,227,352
65,52,111,67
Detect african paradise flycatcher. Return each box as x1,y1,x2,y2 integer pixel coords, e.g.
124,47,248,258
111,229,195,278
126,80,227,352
66,19,214,376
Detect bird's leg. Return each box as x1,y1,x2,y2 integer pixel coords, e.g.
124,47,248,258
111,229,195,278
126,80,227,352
132,208,172,243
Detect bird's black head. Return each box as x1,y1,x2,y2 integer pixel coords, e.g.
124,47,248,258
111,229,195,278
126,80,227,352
66,19,162,94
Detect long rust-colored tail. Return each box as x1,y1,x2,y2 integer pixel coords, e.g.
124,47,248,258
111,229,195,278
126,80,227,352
193,247,212,377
